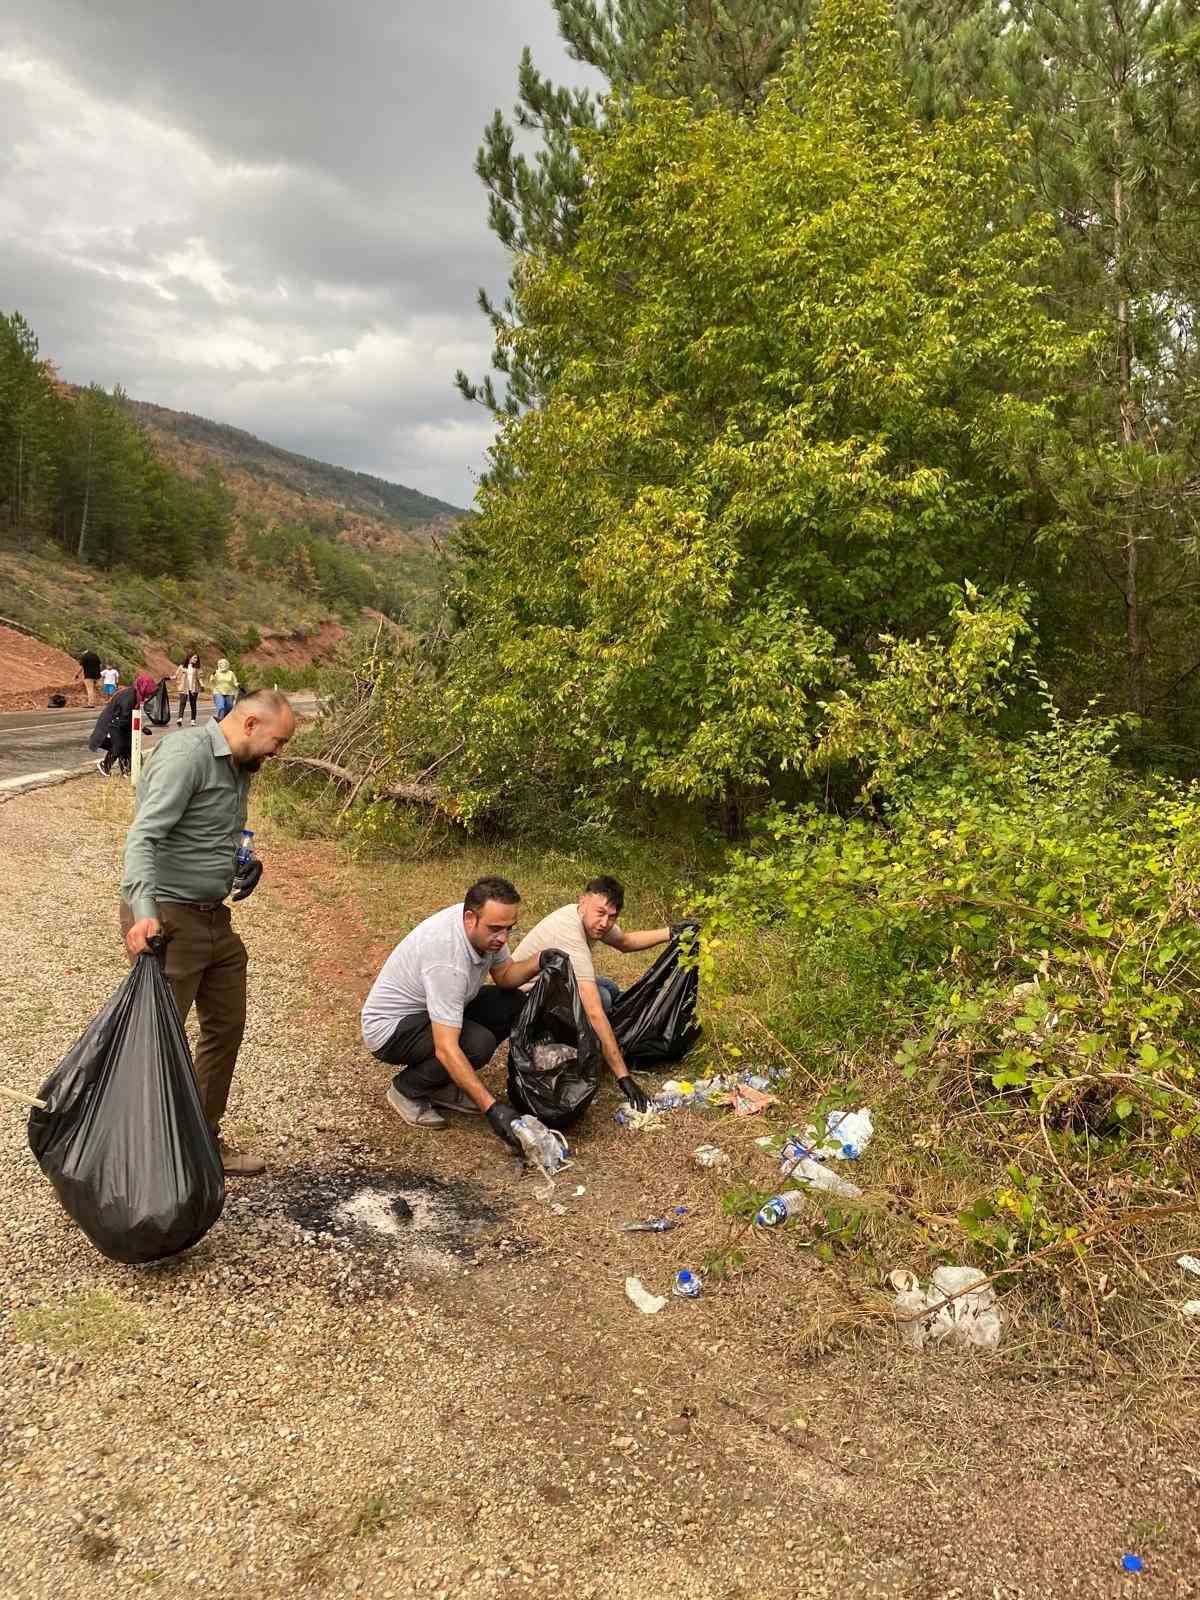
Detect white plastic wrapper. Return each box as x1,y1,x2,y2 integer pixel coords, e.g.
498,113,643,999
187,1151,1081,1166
890,1266,1003,1350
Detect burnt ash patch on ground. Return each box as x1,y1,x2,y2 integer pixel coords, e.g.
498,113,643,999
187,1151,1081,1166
219,1164,535,1302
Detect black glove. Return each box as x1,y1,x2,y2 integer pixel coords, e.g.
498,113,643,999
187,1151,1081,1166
619,1074,651,1113
486,1101,523,1152
670,919,699,941
231,858,263,902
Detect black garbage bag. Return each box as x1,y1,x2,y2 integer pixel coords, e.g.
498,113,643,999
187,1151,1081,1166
144,678,172,727
28,954,225,1265
610,923,702,1069
507,949,604,1130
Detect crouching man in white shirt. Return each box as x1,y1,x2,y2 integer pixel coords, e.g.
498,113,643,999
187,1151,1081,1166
361,875,549,1152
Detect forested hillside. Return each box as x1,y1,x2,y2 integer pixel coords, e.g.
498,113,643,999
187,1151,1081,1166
0,310,454,645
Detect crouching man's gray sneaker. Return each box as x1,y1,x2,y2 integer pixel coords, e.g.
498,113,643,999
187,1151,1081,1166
428,1085,483,1117
387,1085,446,1128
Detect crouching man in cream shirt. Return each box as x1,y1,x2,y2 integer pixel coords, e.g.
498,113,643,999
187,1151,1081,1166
511,875,670,1114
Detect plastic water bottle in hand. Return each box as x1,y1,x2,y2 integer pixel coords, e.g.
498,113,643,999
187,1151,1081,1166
235,829,255,870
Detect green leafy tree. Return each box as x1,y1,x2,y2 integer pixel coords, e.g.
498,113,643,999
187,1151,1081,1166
439,0,1087,824
0,311,64,533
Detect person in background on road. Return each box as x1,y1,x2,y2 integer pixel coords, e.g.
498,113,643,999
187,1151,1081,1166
100,664,120,698
210,657,240,722
89,673,158,778
78,648,101,708
174,651,203,725
361,876,550,1151
119,689,297,1177
511,877,672,1113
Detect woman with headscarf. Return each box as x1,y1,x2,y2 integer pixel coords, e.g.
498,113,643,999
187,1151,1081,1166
209,657,240,722
173,651,203,725
89,673,158,778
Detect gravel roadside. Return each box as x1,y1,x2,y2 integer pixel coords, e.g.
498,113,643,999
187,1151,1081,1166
2,779,1197,1600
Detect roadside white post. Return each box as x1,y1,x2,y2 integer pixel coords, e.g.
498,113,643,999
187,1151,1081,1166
130,706,142,787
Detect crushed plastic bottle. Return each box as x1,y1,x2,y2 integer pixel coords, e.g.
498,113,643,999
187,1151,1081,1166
511,1115,570,1179
755,1190,807,1227
235,829,255,870
622,1217,677,1234
673,1269,703,1299
789,1156,862,1200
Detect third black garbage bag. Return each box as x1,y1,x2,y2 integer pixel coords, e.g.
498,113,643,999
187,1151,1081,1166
610,923,702,1068
507,949,603,1130
28,954,225,1265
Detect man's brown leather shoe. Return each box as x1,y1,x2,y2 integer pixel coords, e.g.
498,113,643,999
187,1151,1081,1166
219,1142,266,1177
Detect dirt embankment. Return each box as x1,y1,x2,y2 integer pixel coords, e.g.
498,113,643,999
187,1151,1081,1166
0,625,85,712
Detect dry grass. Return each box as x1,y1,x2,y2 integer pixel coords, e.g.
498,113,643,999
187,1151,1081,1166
10,1292,141,1355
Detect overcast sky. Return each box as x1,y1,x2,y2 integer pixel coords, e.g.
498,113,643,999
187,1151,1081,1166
0,1,596,508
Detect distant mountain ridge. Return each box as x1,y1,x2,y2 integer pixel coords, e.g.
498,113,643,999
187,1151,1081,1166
128,398,467,536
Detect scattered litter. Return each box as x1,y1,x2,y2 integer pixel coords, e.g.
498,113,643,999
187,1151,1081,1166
614,1105,668,1133
574,1185,587,1197
1122,1554,1144,1574
694,1143,731,1170
728,1082,777,1116
622,1217,678,1233
785,1156,862,1200
813,1108,874,1160
743,1074,772,1091
755,1191,807,1227
1177,1254,1200,1277
1182,1300,1200,1319
512,1115,571,1199
890,1266,1003,1351
625,1276,667,1314
550,1203,567,1216
673,1269,703,1299
512,1115,569,1177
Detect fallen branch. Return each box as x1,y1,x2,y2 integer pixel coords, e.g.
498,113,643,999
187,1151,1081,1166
279,754,443,810
0,1083,46,1111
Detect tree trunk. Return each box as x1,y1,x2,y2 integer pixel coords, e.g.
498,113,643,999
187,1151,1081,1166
76,424,93,562
1113,145,1143,715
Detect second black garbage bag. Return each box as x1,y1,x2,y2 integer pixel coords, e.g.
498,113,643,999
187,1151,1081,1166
507,949,603,1130
28,953,225,1265
610,922,702,1069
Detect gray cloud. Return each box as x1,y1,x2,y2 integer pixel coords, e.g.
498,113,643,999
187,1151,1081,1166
0,0,599,506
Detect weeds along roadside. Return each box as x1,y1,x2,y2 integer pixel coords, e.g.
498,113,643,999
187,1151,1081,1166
261,704,1200,1380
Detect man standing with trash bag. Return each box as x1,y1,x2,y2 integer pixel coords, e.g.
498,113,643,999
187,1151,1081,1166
119,689,296,1177
511,877,672,1112
361,876,553,1151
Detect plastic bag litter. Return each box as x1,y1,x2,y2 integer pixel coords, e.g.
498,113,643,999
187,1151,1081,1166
694,1143,731,1170
808,1108,874,1160
28,954,224,1264
1177,1254,1200,1278
610,924,702,1070
890,1266,1003,1351
507,950,603,1130
625,1276,667,1314
1182,1301,1200,1319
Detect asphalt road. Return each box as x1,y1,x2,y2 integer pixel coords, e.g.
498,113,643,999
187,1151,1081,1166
0,695,318,782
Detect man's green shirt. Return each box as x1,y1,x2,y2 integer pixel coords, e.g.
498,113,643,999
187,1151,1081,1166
120,720,251,920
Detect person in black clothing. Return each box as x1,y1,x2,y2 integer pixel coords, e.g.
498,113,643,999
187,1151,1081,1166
78,649,101,708
89,674,157,777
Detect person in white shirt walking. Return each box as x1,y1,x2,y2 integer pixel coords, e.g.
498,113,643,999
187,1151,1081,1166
100,665,120,698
